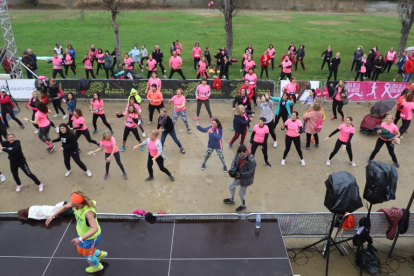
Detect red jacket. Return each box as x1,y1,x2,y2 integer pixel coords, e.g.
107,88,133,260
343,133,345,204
238,84,255,99
0,94,11,105
404,59,414,74
260,54,271,66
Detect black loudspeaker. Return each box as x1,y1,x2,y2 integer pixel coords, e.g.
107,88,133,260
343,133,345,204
324,172,363,215
364,161,398,204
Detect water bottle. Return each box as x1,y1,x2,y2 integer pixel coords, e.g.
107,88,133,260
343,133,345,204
255,214,261,229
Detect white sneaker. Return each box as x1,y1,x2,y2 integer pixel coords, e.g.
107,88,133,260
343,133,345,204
349,161,357,167
65,170,72,177
148,121,152,125
53,113,60,118
281,159,286,166
326,159,330,166
34,129,39,134
16,185,22,192
301,159,306,166
62,114,68,120
273,141,278,148
38,183,44,192
142,132,146,137
55,127,59,133
0,174,5,182
86,170,92,177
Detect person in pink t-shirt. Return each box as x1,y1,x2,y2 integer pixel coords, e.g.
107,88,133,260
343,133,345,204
398,91,414,138
194,78,213,121
90,93,113,135
329,80,348,121
241,55,256,77
168,51,186,80
146,72,162,93
278,55,292,81
123,53,135,79
96,48,105,76
192,42,202,71
197,56,210,79
146,54,158,79
87,130,127,180
63,48,76,77
369,115,401,168
116,105,143,152
126,96,146,136
244,68,258,106
24,101,56,153
46,53,65,79
267,44,276,70
168,88,191,134
248,117,271,167
325,117,356,167
83,54,96,79
72,109,99,147
281,111,305,166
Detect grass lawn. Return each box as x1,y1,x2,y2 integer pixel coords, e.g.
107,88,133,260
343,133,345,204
10,9,414,83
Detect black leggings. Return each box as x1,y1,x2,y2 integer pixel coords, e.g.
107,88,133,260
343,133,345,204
123,127,141,142
64,64,76,76
0,121,7,141
369,138,398,163
394,110,401,125
327,69,338,81
355,72,365,81
158,62,166,73
328,139,353,161
38,125,51,143
85,69,96,79
383,60,393,73
332,99,344,119
265,120,276,141
148,103,164,122
283,135,303,160
305,133,319,147
96,63,105,75
271,58,274,70
31,111,39,129
350,60,358,71
105,67,115,79
52,69,65,79
321,59,331,70
67,114,73,127
63,149,87,171
260,66,269,78
399,119,411,135
295,59,305,70
279,71,291,80
52,99,66,115
2,109,23,127
372,68,382,81
10,159,41,186
147,70,156,79
196,100,212,118
274,112,289,129
147,154,171,178
169,69,186,80
251,141,268,162
92,114,112,131
75,129,98,145
194,58,200,70
105,152,125,174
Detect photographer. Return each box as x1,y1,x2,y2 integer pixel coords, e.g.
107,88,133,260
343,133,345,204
223,145,257,212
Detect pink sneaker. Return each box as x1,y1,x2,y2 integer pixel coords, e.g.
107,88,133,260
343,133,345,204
209,117,214,122
38,184,44,192
16,185,22,192
193,116,199,121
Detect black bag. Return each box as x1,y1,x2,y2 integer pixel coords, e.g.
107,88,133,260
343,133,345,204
356,244,380,275
228,168,237,178
77,78,91,92
364,161,398,204
398,208,410,234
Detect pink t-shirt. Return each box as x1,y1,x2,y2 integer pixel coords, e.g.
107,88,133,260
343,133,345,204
169,56,182,69
91,99,104,115
243,60,255,72
380,122,399,141
198,61,207,72
148,138,159,157
253,124,269,144
285,119,302,137
124,58,134,70
338,124,355,143
100,136,119,154
282,60,292,73
123,111,138,128
244,73,257,86
84,59,93,69
192,47,202,59
147,59,157,71
400,101,414,120
284,82,297,93
148,78,161,90
72,116,87,131
171,95,186,111
335,86,342,101
125,103,141,113
64,54,73,65
97,53,105,63
52,57,62,70
196,84,211,101
267,48,275,58
35,111,50,128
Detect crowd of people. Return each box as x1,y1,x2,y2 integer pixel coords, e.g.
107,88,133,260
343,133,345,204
12,42,414,83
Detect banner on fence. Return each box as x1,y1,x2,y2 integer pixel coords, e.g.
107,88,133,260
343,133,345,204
324,81,407,101
0,79,35,99
280,80,320,100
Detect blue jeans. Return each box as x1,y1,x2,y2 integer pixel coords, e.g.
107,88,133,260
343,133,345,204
161,129,182,148
404,73,413,82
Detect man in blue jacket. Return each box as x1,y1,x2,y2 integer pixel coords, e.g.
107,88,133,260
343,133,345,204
223,144,257,212
394,51,407,82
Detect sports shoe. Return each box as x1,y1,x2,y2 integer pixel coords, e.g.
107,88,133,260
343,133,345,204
53,113,60,118
281,159,286,166
86,170,92,177
65,170,72,177
145,176,154,181
228,143,232,149
393,78,396,82
104,173,109,180
180,148,185,154
163,75,167,78
312,138,316,143
169,174,175,181
394,162,400,168
62,114,68,120
248,126,252,132
48,146,56,153
142,132,146,137
326,159,331,166
265,161,272,167
341,117,345,122
302,146,311,150
331,117,337,121
148,121,152,125
349,161,357,167
20,125,25,129
85,263,104,274
236,205,246,212
55,127,59,133
140,146,145,151
110,130,114,135
123,173,128,180
0,174,5,182
223,198,235,204
395,138,401,145
34,129,39,134
93,129,98,134
254,103,258,108
38,183,44,192
223,165,228,173
273,141,278,148
315,144,319,148
187,128,192,134
97,251,107,261
300,159,306,166
120,146,126,152
16,185,22,192
209,117,214,122
193,116,199,121
201,163,206,170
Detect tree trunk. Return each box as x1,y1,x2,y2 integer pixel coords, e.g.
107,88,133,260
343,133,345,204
224,1,233,58
398,22,410,57
111,11,122,71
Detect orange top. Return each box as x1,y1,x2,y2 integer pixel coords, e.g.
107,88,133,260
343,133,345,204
147,90,164,106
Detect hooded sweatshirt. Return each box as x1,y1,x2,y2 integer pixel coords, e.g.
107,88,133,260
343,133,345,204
128,88,142,104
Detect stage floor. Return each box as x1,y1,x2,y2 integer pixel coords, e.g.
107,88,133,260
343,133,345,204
0,218,293,276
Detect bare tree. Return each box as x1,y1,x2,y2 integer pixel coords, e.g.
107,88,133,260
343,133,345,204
101,0,123,71
398,0,414,57
216,0,247,58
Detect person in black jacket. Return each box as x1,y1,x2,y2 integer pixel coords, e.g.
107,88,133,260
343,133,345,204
351,45,364,72
152,45,167,78
52,123,92,177
372,55,385,81
321,46,333,71
214,49,223,75
366,49,376,79
21,51,34,79
219,55,232,80
27,48,38,78
48,78,67,119
327,52,341,81
157,108,185,154
228,105,252,148
233,88,251,111
0,133,43,192
204,47,211,66
295,45,305,71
